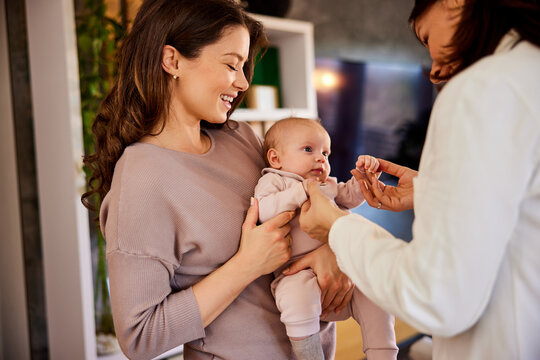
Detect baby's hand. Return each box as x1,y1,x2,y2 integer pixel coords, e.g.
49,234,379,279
356,155,379,174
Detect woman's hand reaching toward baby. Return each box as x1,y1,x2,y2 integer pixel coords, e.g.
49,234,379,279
353,158,417,212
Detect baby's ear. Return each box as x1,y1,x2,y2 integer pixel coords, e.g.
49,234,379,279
267,148,281,169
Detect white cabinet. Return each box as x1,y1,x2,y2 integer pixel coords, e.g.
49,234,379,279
230,14,318,122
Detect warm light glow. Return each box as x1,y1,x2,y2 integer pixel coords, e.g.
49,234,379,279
313,69,342,90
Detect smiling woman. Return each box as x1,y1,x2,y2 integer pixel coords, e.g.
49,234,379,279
80,0,350,359
143,25,251,152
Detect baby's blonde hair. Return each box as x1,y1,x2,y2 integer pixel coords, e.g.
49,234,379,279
262,117,326,167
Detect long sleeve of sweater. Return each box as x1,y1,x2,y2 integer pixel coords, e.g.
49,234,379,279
333,176,365,209
101,154,205,360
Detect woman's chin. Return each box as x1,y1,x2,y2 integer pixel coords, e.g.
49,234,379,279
203,115,228,124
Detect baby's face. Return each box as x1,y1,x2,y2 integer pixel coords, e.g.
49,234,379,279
277,124,331,182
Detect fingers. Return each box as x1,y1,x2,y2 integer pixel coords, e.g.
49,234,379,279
320,287,330,315
304,180,325,199
282,256,309,276
377,158,403,177
304,180,331,209
355,159,365,172
265,210,295,230
335,286,355,313
275,223,292,240
324,277,355,314
242,197,259,231
368,157,380,173
356,172,379,208
322,290,340,314
363,156,374,173
367,172,390,210
325,289,346,314
351,168,366,182
321,282,350,315
368,172,385,198
300,199,311,216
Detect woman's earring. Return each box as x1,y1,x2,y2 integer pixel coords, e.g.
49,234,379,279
173,75,178,80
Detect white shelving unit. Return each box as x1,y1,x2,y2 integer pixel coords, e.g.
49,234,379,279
230,14,318,122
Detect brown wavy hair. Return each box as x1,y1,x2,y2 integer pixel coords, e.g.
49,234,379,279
81,0,268,212
409,0,540,82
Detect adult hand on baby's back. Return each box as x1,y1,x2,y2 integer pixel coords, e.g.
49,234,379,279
236,198,293,279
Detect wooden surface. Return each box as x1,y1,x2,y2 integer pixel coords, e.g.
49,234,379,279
335,317,419,360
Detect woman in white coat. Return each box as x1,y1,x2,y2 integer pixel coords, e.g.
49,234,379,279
295,0,540,359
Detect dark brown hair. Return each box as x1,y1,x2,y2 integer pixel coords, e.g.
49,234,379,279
410,0,540,82
82,0,268,211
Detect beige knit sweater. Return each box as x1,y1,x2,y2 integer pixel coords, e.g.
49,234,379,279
100,121,336,360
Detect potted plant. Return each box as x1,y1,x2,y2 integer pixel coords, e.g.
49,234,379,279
75,0,125,355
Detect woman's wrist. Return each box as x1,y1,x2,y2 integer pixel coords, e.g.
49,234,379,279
327,208,348,231
319,208,348,243
228,252,263,284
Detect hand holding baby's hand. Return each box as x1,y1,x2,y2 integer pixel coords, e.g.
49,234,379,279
356,155,379,174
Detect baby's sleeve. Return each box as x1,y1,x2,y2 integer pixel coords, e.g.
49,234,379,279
254,173,308,223
334,176,365,209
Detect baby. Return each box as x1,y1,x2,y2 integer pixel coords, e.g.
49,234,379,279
254,117,398,360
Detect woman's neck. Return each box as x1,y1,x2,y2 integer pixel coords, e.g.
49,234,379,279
142,117,211,154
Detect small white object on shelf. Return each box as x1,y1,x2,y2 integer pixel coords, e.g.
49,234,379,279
246,85,279,110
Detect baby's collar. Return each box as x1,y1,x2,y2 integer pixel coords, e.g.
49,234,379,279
261,167,305,182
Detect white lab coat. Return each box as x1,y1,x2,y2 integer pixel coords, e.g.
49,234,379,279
329,30,540,359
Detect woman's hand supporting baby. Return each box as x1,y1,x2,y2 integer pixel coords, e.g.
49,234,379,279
236,197,294,278
194,198,293,327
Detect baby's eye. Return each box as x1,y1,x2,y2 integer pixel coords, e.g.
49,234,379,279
227,64,238,72
322,151,329,158
303,146,313,153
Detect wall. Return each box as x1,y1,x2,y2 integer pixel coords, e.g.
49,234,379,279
2,0,96,358
0,0,31,357
106,0,430,67
25,0,96,357
287,0,430,66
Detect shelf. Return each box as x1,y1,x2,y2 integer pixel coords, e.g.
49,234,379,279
233,107,317,122
230,14,317,122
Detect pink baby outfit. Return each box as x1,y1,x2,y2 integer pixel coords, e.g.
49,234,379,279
255,168,398,359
